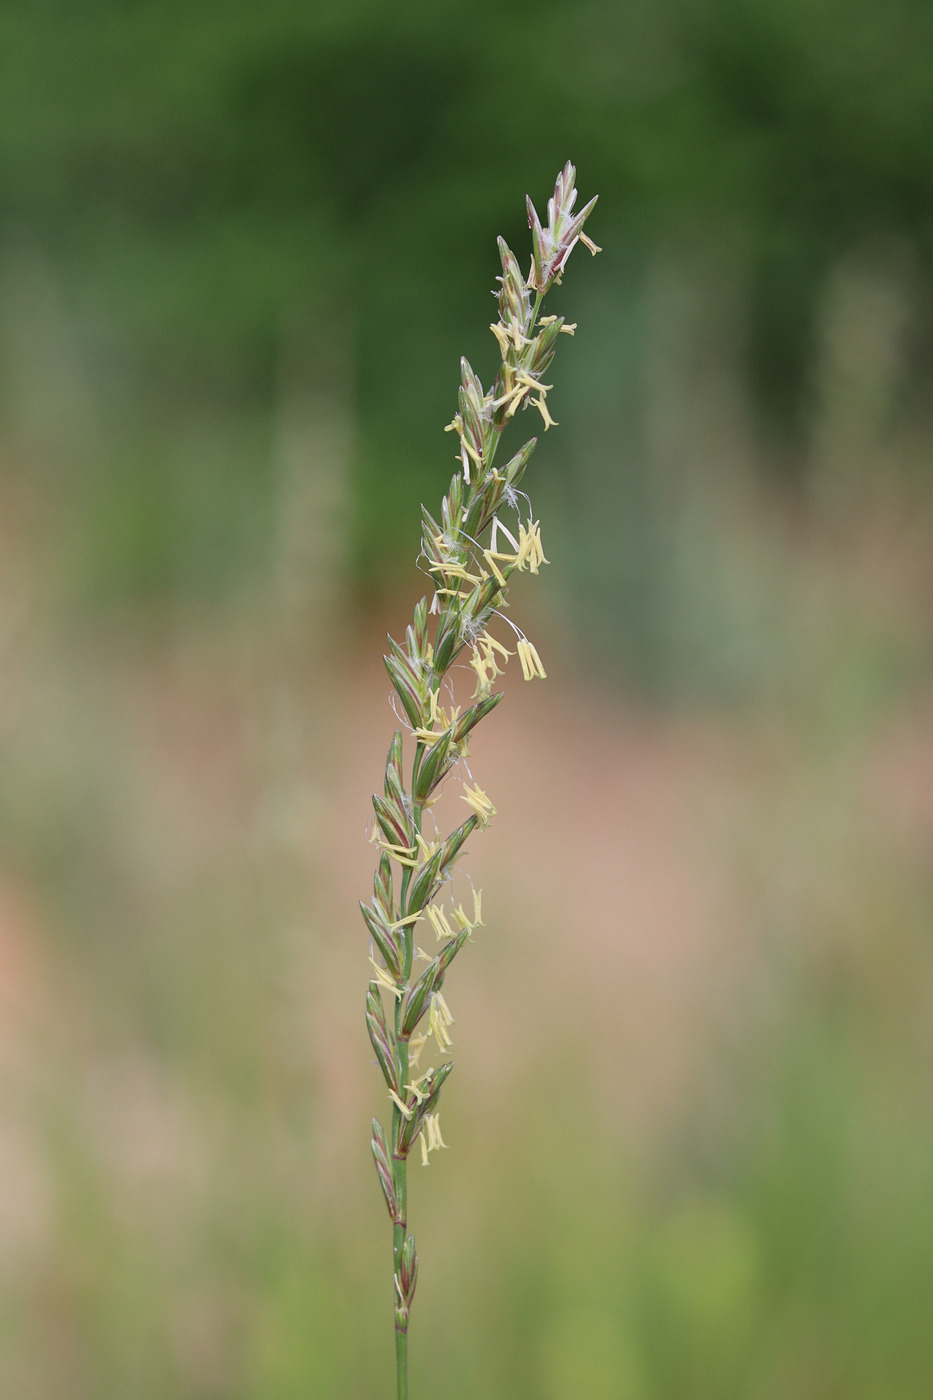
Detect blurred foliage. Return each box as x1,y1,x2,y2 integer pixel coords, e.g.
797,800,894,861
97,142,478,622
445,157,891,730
2,0,933,613
6,888,933,1399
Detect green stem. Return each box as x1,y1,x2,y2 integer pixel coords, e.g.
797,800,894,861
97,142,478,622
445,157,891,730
392,759,425,1399
395,1307,408,1400
392,1133,408,1397
392,982,410,1396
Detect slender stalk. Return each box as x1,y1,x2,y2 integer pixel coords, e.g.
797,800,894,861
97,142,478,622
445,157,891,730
361,163,599,1396
393,1195,408,1400
392,998,408,1395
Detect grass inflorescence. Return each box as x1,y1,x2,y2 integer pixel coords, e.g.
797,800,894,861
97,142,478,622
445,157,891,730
360,163,599,1399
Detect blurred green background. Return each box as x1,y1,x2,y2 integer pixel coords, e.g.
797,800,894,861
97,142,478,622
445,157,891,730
1,2,932,1396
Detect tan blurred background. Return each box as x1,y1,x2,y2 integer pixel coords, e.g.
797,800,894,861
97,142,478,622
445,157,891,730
1,3,932,1396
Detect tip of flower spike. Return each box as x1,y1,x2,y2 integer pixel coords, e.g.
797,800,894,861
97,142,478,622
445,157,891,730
525,164,598,292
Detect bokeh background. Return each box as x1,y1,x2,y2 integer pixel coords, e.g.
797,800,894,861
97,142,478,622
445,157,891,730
2,3,933,1396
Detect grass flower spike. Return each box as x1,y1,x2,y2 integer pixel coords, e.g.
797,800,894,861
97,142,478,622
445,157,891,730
361,162,598,1400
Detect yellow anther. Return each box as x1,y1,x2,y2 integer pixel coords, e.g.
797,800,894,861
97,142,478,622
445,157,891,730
461,437,483,468
461,782,496,826
516,369,553,392
369,832,419,865
370,959,403,999
387,911,423,931
469,643,497,698
406,1072,433,1105
388,1090,413,1120
532,394,557,429
482,550,508,586
490,321,511,357
429,991,454,1051
425,1113,447,1151
452,902,471,931
479,630,512,662
419,1111,448,1165
516,638,547,680
426,904,455,941
516,521,548,574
